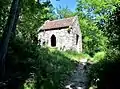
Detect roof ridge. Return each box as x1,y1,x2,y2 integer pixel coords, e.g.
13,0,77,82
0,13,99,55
46,16,75,22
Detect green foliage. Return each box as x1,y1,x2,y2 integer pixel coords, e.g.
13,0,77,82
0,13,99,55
5,37,76,89
88,51,120,89
76,1,120,88
103,5,120,51
76,0,112,56
48,48,91,61
1,0,120,88
79,17,108,56
0,0,11,37
18,0,56,42
76,0,120,56
23,77,36,89
62,50,91,61
49,48,91,61
77,0,120,21
56,6,76,19
93,51,106,63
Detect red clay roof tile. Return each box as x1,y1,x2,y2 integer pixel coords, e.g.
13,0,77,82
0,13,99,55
41,17,75,30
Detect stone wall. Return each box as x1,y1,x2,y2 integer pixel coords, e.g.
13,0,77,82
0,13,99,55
72,16,82,52
38,17,82,52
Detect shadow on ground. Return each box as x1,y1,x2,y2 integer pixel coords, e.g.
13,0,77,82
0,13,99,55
0,38,77,89
88,52,120,89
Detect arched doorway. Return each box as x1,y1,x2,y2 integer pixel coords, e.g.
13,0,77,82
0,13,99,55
51,34,56,47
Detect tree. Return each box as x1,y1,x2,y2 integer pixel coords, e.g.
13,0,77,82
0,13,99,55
104,4,120,51
79,15,107,56
76,0,120,55
77,0,120,21
17,0,56,43
0,0,20,77
56,6,75,19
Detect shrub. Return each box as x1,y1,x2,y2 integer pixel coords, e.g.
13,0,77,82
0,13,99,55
88,50,120,89
2,37,76,89
93,51,106,63
61,50,91,61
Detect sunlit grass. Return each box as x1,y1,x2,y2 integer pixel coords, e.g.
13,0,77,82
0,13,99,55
49,48,91,61
92,51,106,63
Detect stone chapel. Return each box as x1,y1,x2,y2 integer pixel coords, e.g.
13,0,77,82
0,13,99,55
38,16,82,52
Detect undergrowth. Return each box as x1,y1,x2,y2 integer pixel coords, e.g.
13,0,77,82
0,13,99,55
88,50,120,89
1,37,79,89
49,48,91,61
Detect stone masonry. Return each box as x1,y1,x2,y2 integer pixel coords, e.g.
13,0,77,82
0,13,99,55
38,16,82,52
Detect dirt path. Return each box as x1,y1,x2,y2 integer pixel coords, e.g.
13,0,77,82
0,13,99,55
65,63,89,89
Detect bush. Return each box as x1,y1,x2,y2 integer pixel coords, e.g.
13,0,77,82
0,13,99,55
88,50,120,89
61,50,91,61
93,51,106,63
1,37,77,89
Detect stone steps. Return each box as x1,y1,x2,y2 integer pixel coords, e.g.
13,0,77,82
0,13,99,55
65,63,89,89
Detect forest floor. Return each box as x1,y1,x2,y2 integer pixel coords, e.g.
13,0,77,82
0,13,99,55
65,62,90,89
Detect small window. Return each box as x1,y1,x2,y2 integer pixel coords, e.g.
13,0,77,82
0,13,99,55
68,30,71,34
43,41,45,45
76,34,79,45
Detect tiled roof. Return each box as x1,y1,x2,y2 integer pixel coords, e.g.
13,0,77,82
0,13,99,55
41,17,75,30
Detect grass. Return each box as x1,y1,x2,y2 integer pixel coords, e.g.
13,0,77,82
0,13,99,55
92,51,106,63
49,48,91,61
5,39,82,89
2,38,92,89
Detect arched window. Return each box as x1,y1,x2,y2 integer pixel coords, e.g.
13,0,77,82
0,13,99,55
51,34,56,47
76,34,79,45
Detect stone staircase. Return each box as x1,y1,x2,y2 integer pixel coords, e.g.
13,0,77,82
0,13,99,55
65,62,90,89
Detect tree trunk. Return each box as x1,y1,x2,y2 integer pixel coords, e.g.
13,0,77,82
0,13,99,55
12,1,21,38
0,0,20,78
